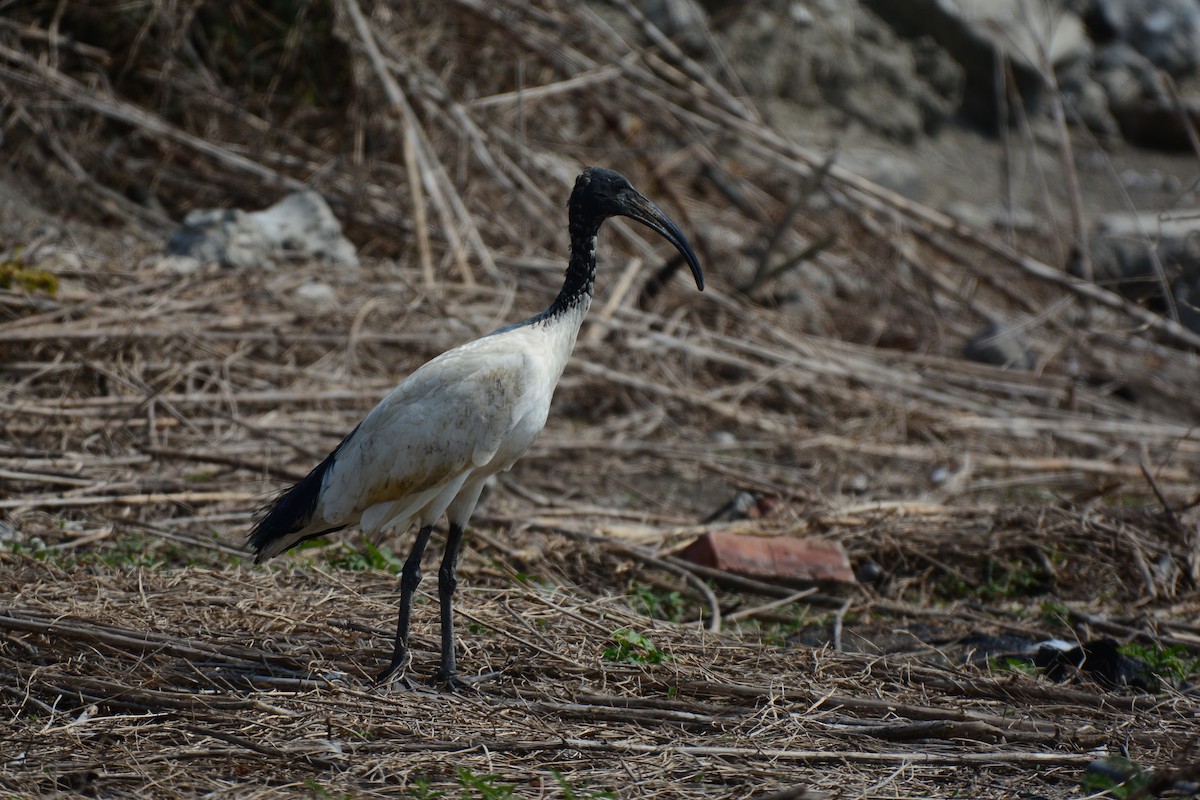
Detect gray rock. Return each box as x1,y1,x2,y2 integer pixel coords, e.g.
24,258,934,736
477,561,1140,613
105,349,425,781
641,0,710,54
1077,210,1200,331
1094,42,1165,109
1118,167,1184,195
788,2,815,26
1092,0,1200,77
837,149,926,200
1090,41,1200,149
166,191,358,270
866,0,1089,125
944,201,1042,232
720,0,963,141
154,254,204,275
1058,64,1120,136
1172,271,1200,332
964,322,1037,370
910,35,967,133
29,246,83,272
294,280,339,311
1111,96,1200,151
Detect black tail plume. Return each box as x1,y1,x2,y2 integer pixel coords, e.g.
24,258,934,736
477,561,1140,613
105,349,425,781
247,425,358,562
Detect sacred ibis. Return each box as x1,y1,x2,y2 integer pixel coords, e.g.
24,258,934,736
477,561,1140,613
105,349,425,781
248,167,704,688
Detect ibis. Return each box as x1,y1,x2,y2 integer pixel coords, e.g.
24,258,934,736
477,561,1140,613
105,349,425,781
248,167,704,688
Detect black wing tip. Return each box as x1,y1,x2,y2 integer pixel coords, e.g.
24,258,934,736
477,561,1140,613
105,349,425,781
248,518,348,562
246,451,340,560
246,509,283,561
246,422,362,561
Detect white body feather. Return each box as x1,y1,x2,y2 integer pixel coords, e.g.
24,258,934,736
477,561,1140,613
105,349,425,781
254,300,590,560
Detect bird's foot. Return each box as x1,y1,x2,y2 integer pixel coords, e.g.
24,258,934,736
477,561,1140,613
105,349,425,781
429,669,473,693
375,663,417,690
430,669,503,692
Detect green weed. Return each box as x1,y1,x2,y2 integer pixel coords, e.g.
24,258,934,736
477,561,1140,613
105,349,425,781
323,541,405,574
406,778,444,799
302,778,351,799
934,558,1047,601
1038,601,1071,628
603,628,670,665
734,605,817,647
1080,756,1149,798
987,656,1040,677
628,584,688,622
512,571,556,592
553,770,617,799
1119,642,1199,684
404,770,615,799
454,768,516,799
0,258,58,294
979,558,1044,598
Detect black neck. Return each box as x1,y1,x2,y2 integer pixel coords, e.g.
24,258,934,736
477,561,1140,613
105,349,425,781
544,212,603,318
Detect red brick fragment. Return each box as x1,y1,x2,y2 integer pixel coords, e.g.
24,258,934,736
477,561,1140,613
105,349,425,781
679,531,856,585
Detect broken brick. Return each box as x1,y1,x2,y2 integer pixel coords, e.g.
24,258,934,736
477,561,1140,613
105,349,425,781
679,531,856,585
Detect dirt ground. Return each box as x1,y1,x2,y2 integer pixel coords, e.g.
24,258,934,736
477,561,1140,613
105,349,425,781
2,2,1200,799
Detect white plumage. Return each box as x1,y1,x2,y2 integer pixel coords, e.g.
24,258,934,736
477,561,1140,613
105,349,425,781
256,307,585,560
248,168,703,688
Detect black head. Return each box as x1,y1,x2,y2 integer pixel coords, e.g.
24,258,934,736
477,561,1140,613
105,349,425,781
570,167,704,291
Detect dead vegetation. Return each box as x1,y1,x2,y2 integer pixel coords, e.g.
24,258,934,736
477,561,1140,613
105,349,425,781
1,1,1199,798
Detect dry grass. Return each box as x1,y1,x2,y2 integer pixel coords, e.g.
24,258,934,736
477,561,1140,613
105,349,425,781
4,558,1198,799
2,1,1200,798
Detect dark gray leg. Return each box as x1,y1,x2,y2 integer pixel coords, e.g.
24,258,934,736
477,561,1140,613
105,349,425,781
433,522,467,690
376,525,434,685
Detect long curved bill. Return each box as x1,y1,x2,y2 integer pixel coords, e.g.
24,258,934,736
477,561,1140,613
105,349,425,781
619,192,705,291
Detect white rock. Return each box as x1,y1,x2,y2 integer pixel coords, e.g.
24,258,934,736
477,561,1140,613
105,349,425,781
154,254,204,275
165,191,358,270
246,192,360,267
294,281,338,310
32,247,83,271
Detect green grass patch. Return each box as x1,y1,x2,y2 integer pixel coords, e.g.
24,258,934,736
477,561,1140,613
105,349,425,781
628,584,688,623
934,557,1048,602
405,778,444,799
730,604,817,647
453,768,516,799
319,541,405,574
1080,756,1150,798
603,628,670,665
987,656,1040,677
0,258,58,294
1119,642,1200,684
553,770,617,800
401,768,619,800
1038,600,1071,628
6,532,181,570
